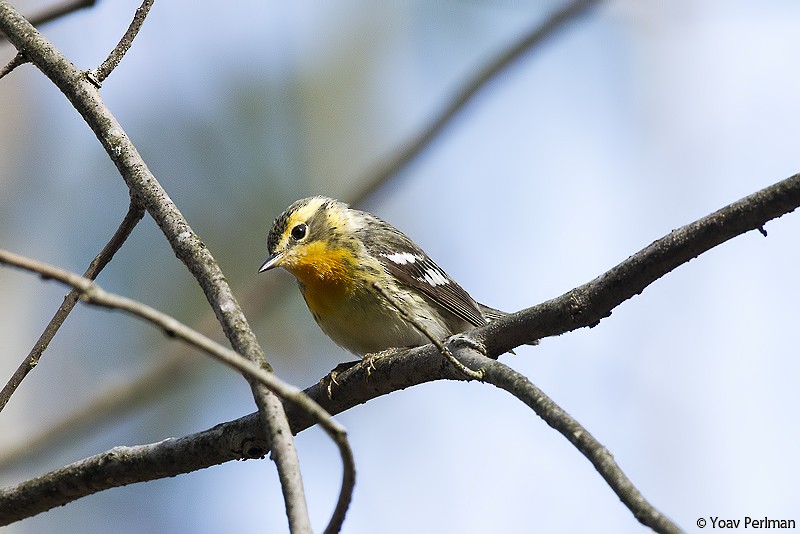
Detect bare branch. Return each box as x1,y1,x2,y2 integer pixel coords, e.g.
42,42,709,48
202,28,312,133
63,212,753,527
461,350,681,534
87,0,154,86
0,200,144,413
3,170,796,528
0,248,355,534
473,172,800,356
0,51,25,79
0,250,340,437
0,434,250,525
0,4,311,530
0,0,604,454
372,281,485,380
0,343,674,530
0,344,443,525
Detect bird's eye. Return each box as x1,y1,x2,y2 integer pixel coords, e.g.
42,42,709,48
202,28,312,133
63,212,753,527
291,223,307,241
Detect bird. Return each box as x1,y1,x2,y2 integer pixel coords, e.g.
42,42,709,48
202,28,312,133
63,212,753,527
259,196,522,356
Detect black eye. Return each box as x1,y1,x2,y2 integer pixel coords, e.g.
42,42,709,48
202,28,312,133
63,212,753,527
291,223,307,240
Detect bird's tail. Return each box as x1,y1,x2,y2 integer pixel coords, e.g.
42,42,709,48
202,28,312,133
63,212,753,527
477,303,539,346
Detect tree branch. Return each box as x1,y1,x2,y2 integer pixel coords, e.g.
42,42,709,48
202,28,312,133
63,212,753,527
0,200,144,413
0,3,312,531
464,351,681,534
0,248,354,534
87,0,154,86
371,281,485,381
0,343,678,531
0,51,26,79
4,171,798,529
473,172,800,356
0,0,604,457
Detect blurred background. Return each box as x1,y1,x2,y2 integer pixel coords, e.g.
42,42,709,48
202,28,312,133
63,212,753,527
1,0,799,532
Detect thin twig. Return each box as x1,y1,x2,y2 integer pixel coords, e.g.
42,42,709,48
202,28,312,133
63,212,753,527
459,350,682,534
371,282,484,380
0,248,355,534
0,51,26,79
87,0,154,86
0,200,144,413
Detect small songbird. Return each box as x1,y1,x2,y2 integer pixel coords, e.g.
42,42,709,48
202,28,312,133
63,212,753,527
259,196,517,356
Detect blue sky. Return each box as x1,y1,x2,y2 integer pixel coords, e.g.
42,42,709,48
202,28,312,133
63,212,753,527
1,1,799,532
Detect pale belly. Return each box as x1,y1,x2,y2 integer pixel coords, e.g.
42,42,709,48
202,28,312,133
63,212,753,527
300,282,458,356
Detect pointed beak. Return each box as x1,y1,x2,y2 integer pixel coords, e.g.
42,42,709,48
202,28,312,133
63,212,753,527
259,251,283,273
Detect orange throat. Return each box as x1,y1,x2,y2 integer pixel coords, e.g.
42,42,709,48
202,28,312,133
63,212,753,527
284,242,355,314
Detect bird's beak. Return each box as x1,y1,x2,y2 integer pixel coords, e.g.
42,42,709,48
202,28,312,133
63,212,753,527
259,251,283,273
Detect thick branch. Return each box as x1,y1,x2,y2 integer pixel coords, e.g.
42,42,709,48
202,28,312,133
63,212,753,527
0,344,678,532
0,249,354,534
475,173,800,356
0,0,604,455
0,345,450,525
0,4,311,531
2,171,797,528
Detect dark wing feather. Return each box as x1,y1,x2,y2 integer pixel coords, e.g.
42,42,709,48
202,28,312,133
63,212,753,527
360,215,487,328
